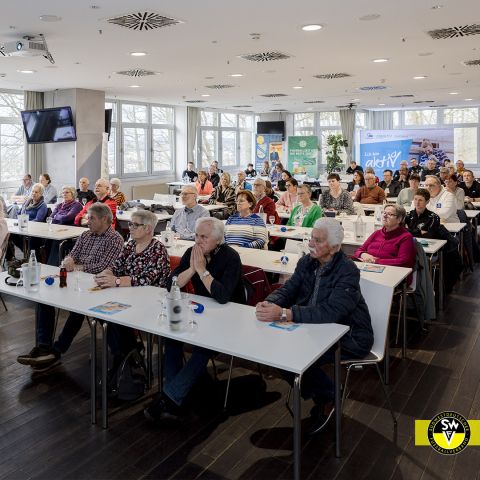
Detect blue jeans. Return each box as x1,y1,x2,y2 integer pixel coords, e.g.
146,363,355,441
162,339,213,406
36,304,85,354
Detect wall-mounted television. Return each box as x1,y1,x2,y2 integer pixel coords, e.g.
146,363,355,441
105,109,112,140
21,106,77,144
257,121,285,140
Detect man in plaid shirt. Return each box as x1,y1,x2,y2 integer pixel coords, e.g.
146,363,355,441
17,203,124,371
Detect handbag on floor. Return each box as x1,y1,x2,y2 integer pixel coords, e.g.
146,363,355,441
108,348,147,401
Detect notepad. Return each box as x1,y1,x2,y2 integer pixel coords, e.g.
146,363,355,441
268,322,300,332
358,264,385,273
89,301,131,315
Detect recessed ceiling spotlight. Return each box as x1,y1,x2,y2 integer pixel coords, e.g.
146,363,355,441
302,24,323,31
378,103,386,106
372,58,389,63
464,98,473,101
90,5,100,9
17,69,35,74
449,92,459,95
129,85,140,88
229,73,244,77
359,14,381,21
431,4,443,9
413,75,427,79
293,86,303,89
201,94,210,97
418,52,433,57
39,15,62,22
130,52,147,57
351,98,360,102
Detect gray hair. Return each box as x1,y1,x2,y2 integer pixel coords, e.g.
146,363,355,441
364,166,375,174
32,183,45,195
88,202,113,224
384,204,407,224
195,216,225,244
110,177,121,187
253,178,266,187
313,218,344,247
131,210,158,230
182,185,197,197
426,175,441,186
61,185,77,198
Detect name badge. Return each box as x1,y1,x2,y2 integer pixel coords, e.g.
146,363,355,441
436,203,442,208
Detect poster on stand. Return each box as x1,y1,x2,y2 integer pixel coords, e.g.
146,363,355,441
255,134,283,172
359,129,453,172
287,136,318,177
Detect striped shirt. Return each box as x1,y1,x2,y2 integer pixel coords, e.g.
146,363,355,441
224,213,268,249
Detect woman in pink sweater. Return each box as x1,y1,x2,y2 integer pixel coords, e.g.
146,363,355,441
354,204,416,269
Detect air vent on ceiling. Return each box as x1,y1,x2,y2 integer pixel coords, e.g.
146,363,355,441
270,109,287,112
462,59,480,66
185,100,206,103
427,24,480,40
304,100,325,104
390,94,415,98
413,100,435,103
115,69,157,77
260,93,287,98
107,12,182,31
232,105,252,108
238,51,291,62
313,73,351,79
431,104,448,107
205,84,234,90
358,85,388,91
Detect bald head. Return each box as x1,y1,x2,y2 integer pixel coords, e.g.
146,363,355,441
79,177,90,192
94,178,110,200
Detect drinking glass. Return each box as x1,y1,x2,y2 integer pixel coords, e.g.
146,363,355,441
82,198,87,206
268,215,275,226
73,264,82,292
46,216,53,231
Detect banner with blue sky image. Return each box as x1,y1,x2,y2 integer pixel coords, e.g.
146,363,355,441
359,129,454,172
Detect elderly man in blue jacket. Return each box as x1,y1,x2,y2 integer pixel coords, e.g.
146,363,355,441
256,217,373,434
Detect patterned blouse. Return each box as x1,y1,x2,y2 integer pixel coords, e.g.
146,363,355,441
320,189,355,214
208,185,236,215
112,191,126,206
112,238,169,287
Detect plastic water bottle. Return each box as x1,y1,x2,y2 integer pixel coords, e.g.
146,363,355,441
183,174,189,184
28,250,40,290
354,215,365,240
167,276,184,331
165,221,171,232
374,205,383,228
258,205,267,224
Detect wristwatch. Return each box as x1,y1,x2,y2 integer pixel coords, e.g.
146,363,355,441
201,270,211,279
115,277,121,287
280,308,287,321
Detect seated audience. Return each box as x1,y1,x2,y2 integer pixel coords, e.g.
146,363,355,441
260,160,271,176
8,174,34,218
256,218,373,434
94,210,170,365
276,178,298,211
16,203,124,370
444,174,465,210
269,162,284,184
207,164,220,188
20,183,48,222
225,190,268,249
144,217,245,422
378,169,401,198
76,177,96,205
195,170,213,195
109,178,126,206
74,178,117,228
0,208,7,258
320,173,355,215
395,165,410,190
51,186,83,225
234,170,252,194
346,160,363,174
252,178,280,224
208,172,236,216
211,160,223,175
182,161,198,182
393,160,408,182
347,171,365,198
396,173,421,207
171,185,209,240
438,167,449,185
364,166,379,183
424,175,459,223
459,170,480,201
421,157,440,181
265,180,279,203
354,173,386,204
287,184,323,227
456,160,466,178
409,158,422,175
354,204,416,269
277,170,293,192
39,173,57,204
245,163,257,178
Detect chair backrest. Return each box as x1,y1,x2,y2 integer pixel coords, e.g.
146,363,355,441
169,255,194,293
242,265,272,306
359,277,393,362
284,238,302,254
0,232,10,271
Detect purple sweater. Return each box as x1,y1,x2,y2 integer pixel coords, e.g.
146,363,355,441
354,226,416,269
52,200,83,225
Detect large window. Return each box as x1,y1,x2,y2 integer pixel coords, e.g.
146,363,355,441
0,92,24,183
106,100,175,177
197,110,254,169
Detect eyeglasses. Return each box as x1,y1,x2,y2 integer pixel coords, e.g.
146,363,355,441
180,192,195,197
128,222,146,229
425,184,436,188
382,212,398,218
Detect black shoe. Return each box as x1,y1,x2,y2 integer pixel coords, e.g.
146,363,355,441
17,346,60,367
308,402,335,435
144,393,182,422
30,355,61,372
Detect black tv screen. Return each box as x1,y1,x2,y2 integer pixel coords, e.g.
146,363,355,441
257,121,285,139
105,109,112,140
21,106,77,144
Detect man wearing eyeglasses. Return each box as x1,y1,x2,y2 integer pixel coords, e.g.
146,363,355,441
17,203,124,371
424,175,459,223
354,173,386,204
170,185,209,240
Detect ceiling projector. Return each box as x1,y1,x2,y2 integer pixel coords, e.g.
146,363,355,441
2,40,47,56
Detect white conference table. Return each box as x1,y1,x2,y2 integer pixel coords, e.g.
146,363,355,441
116,209,173,224
6,218,88,241
0,265,348,480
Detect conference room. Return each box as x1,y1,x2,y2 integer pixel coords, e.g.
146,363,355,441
1,1,480,479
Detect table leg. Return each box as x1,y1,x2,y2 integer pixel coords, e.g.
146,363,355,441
293,374,301,480
102,321,108,429
334,341,342,458
146,332,153,390
384,323,390,385
89,317,97,425
438,249,444,312
402,281,407,359
158,335,164,392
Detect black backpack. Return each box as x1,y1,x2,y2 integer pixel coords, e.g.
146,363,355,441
109,348,147,401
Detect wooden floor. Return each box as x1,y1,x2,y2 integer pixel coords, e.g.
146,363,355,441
1,271,480,480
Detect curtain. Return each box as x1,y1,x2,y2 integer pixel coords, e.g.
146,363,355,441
339,109,356,163
187,107,200,167
367,110,393,130
25,91,44,179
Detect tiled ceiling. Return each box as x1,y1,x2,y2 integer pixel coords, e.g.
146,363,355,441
0,0,480,112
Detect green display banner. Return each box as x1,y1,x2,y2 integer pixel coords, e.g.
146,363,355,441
287,136,318,177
